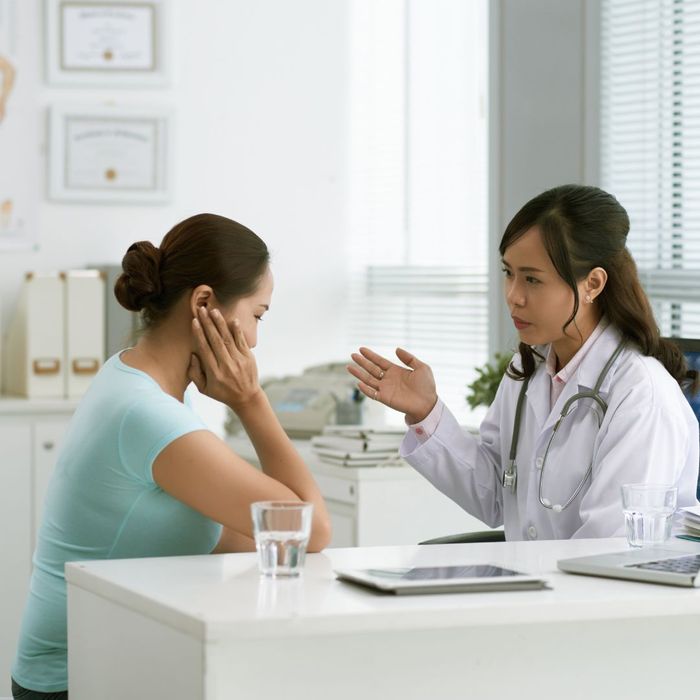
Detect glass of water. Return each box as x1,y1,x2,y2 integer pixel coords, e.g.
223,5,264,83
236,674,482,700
621,483,677,548
251,501,314,576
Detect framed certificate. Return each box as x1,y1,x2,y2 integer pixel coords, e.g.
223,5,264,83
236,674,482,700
48,104,172,203
44,0,170,86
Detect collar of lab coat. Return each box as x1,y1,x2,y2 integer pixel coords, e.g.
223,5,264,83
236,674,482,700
526,322,625,432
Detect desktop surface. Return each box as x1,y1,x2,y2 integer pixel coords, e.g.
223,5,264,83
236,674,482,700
65,537,700,642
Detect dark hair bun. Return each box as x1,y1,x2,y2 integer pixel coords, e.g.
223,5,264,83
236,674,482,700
114,241,164,312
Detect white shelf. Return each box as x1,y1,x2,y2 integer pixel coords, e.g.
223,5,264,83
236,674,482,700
0,395,80,414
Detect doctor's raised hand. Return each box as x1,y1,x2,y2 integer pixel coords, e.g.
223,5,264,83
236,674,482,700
348,346,438,424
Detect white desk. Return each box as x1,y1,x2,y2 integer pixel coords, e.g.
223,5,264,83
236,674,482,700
66,537,700,700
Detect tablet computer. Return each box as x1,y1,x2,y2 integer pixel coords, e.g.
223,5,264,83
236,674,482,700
333,564,549,595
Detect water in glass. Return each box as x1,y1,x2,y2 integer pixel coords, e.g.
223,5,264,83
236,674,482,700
624,506,675,548
256,530,309,576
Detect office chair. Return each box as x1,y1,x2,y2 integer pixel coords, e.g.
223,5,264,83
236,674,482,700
421,337,700,545
667,338,700,500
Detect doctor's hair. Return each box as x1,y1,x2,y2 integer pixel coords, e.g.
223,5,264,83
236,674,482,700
114,213,270,329
499,184,696,390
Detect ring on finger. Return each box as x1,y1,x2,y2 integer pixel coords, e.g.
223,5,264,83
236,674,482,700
374,389,378,400
378,370,385,380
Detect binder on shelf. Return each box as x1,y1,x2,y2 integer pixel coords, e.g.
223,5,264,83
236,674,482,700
64,270,106,398
88,264,139,358
3,273,65,398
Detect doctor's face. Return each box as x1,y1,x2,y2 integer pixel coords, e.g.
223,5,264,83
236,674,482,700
219,267,273,349
502,227,588,347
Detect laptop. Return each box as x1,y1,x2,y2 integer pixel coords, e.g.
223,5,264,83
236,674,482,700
557,539,700,587
334,564,549,595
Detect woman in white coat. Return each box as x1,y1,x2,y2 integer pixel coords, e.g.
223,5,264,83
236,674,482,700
348,185,699,540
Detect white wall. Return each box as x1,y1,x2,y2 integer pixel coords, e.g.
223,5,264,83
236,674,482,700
2,0,601,402
1,0,350,383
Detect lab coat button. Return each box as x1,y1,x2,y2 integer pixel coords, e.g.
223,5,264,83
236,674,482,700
527,525,538,539
535,457,543,469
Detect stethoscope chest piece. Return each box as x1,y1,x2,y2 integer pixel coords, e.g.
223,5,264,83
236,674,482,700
502,462,517,492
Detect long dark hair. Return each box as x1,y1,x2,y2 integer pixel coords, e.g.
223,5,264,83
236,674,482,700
499,184,695,390
115,213,270,329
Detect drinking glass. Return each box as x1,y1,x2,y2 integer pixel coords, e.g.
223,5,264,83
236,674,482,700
251,501,314,576
621,483,677,548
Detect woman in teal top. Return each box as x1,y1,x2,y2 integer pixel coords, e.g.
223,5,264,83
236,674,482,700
11,214,332,699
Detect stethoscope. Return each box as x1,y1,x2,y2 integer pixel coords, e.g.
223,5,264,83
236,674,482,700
501,341,626,512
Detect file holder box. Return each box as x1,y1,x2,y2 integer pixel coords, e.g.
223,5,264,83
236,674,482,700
88,264,139,358
3,272,65,398
65,270,106,398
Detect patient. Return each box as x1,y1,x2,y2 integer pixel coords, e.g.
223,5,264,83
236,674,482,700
11,213,331,699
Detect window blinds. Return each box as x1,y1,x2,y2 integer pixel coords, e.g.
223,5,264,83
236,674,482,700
601,0,700,337
347,0,489,423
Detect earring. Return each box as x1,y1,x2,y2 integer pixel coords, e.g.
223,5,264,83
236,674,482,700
585,294,592,304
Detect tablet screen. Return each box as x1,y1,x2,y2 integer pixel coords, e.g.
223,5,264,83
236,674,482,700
363,565,524,580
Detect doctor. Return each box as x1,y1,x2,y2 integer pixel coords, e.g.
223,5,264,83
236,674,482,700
348,184,699,540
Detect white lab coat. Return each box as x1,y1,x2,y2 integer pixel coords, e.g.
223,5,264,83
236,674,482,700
401,323,700,540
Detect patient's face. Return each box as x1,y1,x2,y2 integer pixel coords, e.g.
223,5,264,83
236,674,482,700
221,267,273,349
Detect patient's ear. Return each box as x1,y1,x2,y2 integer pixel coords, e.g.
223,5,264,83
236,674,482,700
189,285,214,318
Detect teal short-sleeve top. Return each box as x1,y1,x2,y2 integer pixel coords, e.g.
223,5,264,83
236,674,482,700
12,353,222,692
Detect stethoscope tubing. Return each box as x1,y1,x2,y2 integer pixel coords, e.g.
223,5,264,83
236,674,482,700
502,340,626,512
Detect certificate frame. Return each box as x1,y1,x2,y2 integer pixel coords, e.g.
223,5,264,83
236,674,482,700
44,0,170,87
48,103,172,204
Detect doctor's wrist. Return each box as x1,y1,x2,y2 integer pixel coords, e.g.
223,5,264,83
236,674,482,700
405,396,438,426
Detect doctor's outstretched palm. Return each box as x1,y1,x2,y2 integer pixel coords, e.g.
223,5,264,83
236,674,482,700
347,347,438,425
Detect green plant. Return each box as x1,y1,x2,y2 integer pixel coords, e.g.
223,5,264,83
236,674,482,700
466,352,512,409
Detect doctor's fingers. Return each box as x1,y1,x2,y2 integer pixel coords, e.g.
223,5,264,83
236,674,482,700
351,352,389,381
355,379,388,405
347,362,381,390
395,347,425,370
358,347,392,372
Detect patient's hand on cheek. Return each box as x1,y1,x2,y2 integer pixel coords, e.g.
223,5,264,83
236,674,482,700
189,306,262,410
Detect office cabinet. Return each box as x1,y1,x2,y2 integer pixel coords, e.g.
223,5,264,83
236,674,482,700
313,459,491,547
0,422,32,699
0,399,75,699
32,421,71,546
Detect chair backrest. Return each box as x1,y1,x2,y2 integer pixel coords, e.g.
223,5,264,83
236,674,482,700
665,338,700,499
